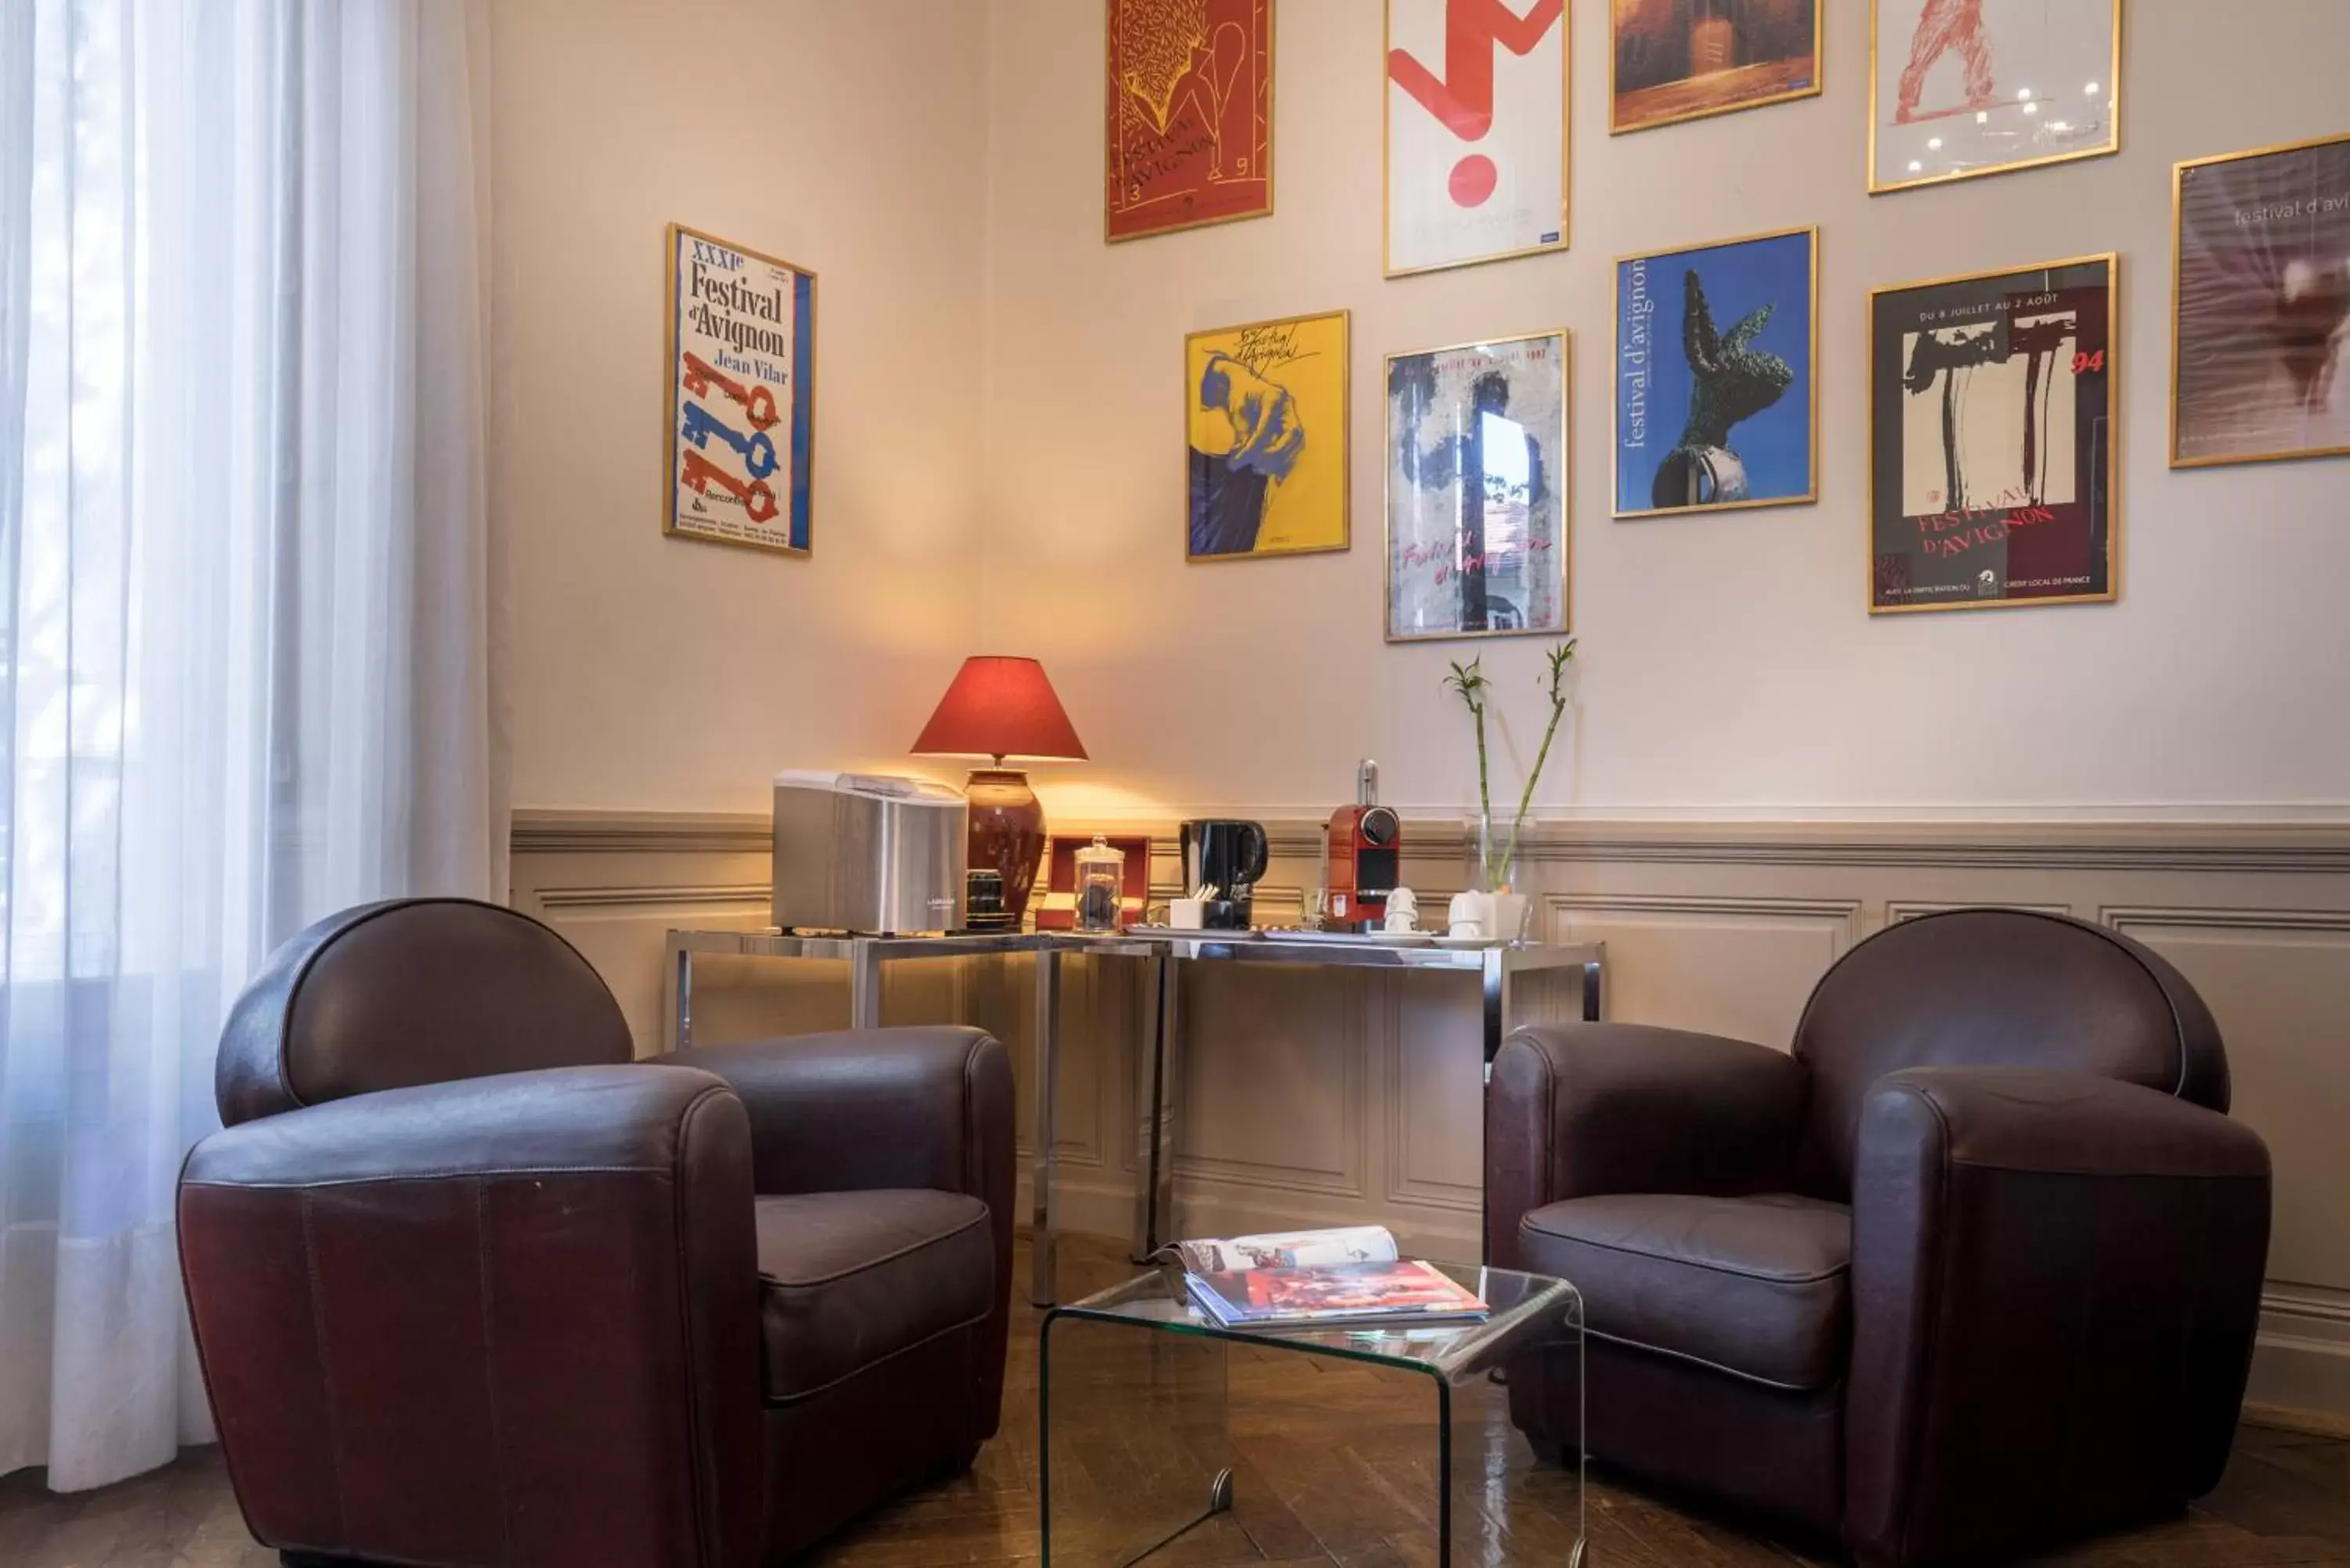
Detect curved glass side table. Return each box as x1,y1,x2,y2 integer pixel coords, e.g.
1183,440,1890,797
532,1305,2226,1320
1039,1263,1583,1568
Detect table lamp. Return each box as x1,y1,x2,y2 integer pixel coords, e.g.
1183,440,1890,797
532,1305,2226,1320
910,656,1087,923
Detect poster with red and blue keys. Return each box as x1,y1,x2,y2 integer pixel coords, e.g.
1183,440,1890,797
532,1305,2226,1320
665,225,815,554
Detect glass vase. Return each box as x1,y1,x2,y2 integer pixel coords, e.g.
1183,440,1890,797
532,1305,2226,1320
1469,812,1518,895
1465,813,1531,944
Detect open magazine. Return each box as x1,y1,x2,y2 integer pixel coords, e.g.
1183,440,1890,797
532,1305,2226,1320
1170,1227,1488,1329
1172,1223,1401,1275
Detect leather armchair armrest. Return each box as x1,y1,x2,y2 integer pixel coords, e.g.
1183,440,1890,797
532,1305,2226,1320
663,1025,1018,1442
661,1025,1013,1205
1845,1068,2272,1567
1485,1022,1806,1267
177,1065,762,1566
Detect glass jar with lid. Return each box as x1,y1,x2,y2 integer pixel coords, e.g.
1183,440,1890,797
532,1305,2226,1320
1073,835,1126,933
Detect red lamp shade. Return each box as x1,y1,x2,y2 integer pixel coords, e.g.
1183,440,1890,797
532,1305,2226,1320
909,656,1088,763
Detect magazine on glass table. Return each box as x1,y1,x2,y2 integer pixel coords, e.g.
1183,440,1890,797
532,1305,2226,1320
1171,1226,1489,1330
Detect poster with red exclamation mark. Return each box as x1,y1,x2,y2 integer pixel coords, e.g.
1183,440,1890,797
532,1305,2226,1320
1385,0,1569,278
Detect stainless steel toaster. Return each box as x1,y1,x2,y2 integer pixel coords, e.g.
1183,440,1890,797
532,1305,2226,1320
772,771,967,934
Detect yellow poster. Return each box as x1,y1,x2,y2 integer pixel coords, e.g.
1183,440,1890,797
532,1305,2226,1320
1185,309,1350,560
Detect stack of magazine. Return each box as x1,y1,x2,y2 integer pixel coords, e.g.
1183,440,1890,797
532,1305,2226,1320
1173,1225,1488,1329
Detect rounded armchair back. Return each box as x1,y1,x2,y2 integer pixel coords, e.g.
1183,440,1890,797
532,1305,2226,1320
1790,908,2228,1198
215,898,635,1127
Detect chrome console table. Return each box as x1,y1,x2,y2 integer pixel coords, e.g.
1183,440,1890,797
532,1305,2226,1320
663,929,1604,1306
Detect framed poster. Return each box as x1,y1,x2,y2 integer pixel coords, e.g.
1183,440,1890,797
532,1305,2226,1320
1384,0,1569,278
1385,330,1571,642
1185,309,1350,562
1107,0,1274,242
1614,226,1817,518
1870,0,2120,195
663,225,814,555
1611,0,1820,135
2172,132,2350,469
1868,255,2117,613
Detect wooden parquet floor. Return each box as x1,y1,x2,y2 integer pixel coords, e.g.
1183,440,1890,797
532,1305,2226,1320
2,1234,2344,1567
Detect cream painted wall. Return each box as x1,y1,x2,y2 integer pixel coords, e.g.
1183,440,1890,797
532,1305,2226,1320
982,0,2350,825
495,0,990,814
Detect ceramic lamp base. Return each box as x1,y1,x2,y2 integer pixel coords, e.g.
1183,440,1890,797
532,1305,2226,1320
965,768,1046,921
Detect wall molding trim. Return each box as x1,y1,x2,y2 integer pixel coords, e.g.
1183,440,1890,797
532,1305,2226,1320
2103,906,2350,935
512,807,2350,876
512,808,770,855
2252,1284,2350,1436
1545,891,1866,928
533,882,770,912
2265,1284,2350,1329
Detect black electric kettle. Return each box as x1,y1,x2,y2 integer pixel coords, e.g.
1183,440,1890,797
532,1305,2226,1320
1180,819,1269,930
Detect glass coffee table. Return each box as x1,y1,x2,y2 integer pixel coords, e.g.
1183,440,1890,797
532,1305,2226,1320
1039,1263,1583,1568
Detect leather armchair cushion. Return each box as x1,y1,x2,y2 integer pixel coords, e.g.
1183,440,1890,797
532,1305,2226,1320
1519,1192,1851,1391
754,1189,992,1405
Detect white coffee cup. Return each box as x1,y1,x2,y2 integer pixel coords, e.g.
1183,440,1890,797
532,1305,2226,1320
1384,887,1419,933
1169,898,1206,930
1446,890,1488,941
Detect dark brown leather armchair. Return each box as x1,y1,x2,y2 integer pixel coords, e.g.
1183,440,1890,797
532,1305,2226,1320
179,898,1014,1566
1488,909,2272,1568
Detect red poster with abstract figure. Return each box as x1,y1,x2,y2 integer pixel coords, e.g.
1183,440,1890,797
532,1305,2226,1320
1106,0,1274,242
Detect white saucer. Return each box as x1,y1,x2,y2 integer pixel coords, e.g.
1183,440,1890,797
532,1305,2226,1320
1365,929,1436,946
1433,934,1502,949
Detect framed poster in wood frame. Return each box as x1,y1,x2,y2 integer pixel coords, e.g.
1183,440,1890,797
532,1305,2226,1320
1867,254,2118,614
1384,329,1571,642
1384,0,1570,278
663,224,815,555
1869,0,2120,196
2171,132,2350,469
1106,0,1275,242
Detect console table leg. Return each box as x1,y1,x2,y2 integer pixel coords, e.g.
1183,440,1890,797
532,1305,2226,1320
849,945,883,1031
1480,954,1517,1266
1480,951,1515,1077
1149,954,1184,1259
667,939,693,1053
1132,956,1172,1263
1031,948,1064,1306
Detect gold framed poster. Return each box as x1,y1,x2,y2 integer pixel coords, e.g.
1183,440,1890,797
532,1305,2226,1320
1384,0,1570,278
1611,0,1821,135
1612,225,1819,519
1869,0,2121,196
663,224,815,555
1868,254,2119,613
2171,132,2350,469
1384,328,1571,642
1105,0,1275,242
1185,309,1350,562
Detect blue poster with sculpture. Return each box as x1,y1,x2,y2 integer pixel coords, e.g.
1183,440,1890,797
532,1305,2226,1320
1614,226,1817,519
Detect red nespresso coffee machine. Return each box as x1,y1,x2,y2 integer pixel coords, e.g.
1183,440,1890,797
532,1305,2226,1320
1325,760,1400,927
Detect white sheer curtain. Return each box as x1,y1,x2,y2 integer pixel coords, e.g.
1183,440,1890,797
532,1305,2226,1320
0,0,498,1491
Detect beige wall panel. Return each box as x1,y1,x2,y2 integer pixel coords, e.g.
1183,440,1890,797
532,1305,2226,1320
1548,894,1860,1047
2107,913,2350,1295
